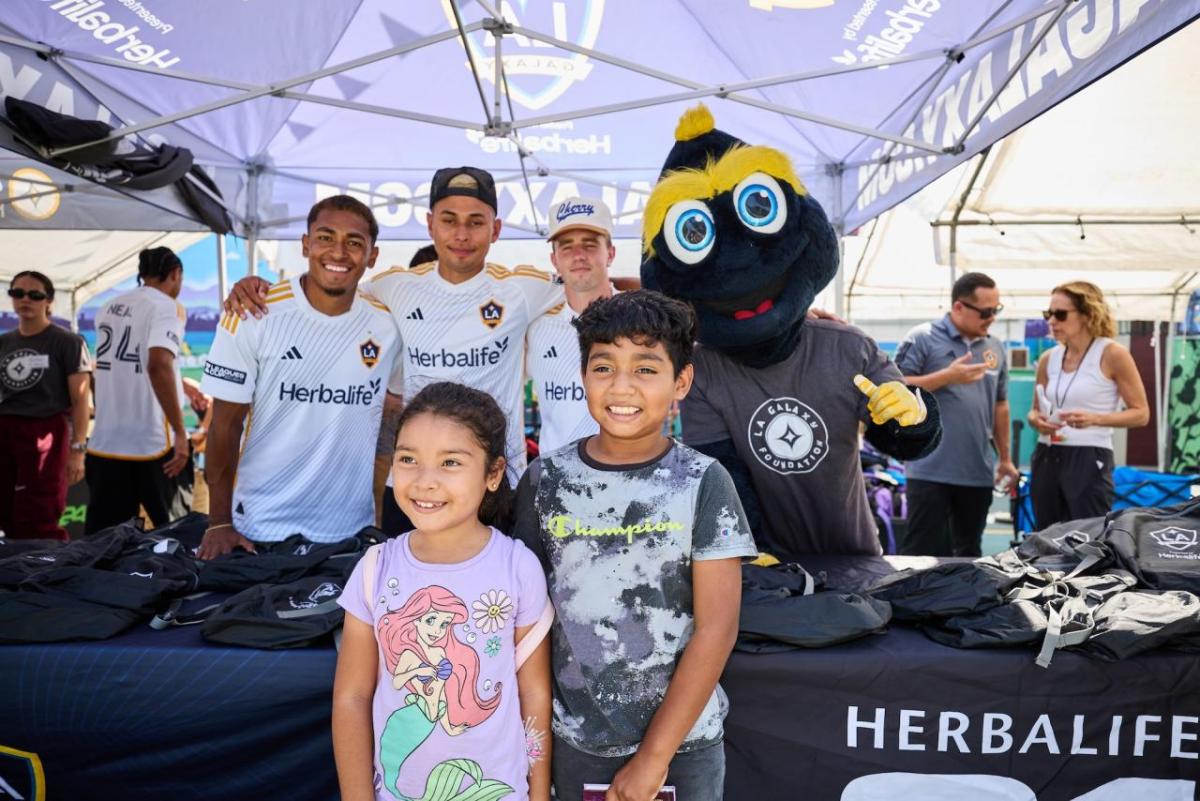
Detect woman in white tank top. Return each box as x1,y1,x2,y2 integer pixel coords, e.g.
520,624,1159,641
1027,281,1149,526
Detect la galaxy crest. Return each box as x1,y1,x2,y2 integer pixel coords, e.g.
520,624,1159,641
0,745,45,801
359,338,381,368
480,299,505,330
440,0,604,110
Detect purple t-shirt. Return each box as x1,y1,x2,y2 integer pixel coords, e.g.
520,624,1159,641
339,529,549,801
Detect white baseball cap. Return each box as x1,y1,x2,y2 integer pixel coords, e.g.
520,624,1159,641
546,197,614,241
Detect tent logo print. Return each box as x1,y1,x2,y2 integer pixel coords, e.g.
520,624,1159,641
7,167,60,222
1149,526,1198,552
444,0,605,111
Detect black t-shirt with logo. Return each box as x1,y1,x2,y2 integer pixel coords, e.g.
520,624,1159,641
0,324,90,418
681,319,902,556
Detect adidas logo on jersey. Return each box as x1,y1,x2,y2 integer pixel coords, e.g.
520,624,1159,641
281,346,303,360
408,337,509,369
406,308,424,321
543,346,558,359
278,377,381,406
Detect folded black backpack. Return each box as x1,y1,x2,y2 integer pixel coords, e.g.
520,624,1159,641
201,574,350,649
1101,499,1200,591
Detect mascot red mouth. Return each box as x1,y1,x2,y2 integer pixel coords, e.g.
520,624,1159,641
733,299,774,320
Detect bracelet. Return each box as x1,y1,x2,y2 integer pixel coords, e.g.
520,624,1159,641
205,523,235,534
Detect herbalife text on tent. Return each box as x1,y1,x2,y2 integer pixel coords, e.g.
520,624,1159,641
41,0,180,70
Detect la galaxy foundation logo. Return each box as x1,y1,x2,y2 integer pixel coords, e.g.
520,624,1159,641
747,397,829,475
983,349,1000,369
480,299,505,329
441,0,605,110
359,338,381,368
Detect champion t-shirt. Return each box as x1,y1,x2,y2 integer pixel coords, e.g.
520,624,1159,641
513,439,756,757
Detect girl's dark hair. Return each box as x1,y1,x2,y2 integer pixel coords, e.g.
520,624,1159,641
397,382,513,530
136,247,182,285
11,270,54,299
572,289,696,375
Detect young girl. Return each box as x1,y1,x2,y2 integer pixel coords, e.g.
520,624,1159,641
335,382,553,801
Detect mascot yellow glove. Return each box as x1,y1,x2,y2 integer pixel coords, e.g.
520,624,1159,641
853,374,927,427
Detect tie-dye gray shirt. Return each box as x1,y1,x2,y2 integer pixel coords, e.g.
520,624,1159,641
512,439,756,758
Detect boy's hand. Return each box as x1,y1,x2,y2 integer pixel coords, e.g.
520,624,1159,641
606,753,668,801
224,276,272,320
853,374,927,427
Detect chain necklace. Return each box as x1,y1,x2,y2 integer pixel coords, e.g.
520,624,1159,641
1054,337,1095,409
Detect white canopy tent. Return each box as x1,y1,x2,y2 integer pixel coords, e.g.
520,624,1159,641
843,17,1200,324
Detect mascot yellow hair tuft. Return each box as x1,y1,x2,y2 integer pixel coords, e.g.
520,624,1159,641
674,103,715,142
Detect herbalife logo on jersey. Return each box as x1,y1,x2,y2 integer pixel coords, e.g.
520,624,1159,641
279,377,382,406
409,337,510,369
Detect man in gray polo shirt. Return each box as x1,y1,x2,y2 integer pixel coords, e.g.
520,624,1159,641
894,272,1019,556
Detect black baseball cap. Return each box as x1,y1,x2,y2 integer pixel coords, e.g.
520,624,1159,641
429,166,498,213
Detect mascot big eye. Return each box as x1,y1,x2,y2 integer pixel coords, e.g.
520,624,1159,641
643,104,942,557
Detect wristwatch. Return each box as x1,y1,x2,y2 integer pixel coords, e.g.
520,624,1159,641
69,440,88,453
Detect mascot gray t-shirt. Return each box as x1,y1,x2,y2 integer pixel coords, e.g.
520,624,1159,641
513,440,756,757
682,318,901,556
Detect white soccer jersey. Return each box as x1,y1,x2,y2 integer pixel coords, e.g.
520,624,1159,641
366,261,563,483
200,277,403,543
525,293,618,454
89,285,186,459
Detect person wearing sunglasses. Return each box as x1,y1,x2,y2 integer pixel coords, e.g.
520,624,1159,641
0,271,92,539
1028,281,1149,526
893,272,1017,557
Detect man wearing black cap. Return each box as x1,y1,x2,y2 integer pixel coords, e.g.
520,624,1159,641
227,167,563,529
85,246,193,534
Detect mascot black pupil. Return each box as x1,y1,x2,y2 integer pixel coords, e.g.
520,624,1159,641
746,191,771,219
682,217,709,245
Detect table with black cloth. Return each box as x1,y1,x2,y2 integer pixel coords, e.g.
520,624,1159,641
1,556,1196,801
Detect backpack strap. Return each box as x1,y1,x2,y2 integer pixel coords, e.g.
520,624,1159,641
361,543,383,603
515,600,555,671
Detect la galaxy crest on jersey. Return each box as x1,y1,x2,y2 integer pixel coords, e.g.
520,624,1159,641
360,337,381,368
479,299,505,329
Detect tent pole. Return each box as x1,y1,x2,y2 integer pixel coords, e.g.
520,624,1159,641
69,290,78,333
217,234,228,307
247,165,259,277
946,149,991,288
833,165,846,320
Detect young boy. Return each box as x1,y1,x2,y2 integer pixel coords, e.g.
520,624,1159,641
513,290,756,801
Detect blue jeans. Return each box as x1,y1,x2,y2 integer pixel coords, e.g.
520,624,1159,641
551,736,725,801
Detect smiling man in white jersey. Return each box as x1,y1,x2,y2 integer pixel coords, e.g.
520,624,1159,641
198,195,403,558
86,247,192,535
526,197,618,454
226,167,564,534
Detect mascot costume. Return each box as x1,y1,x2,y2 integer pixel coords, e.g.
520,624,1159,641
642,105,942,556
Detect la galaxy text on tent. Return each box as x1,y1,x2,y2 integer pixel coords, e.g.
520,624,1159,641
846,706,1200,759
315,177,647,232
856,0,1161,213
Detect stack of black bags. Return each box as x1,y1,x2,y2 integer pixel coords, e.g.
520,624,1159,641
0,514,378,648
866,498,1200,666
